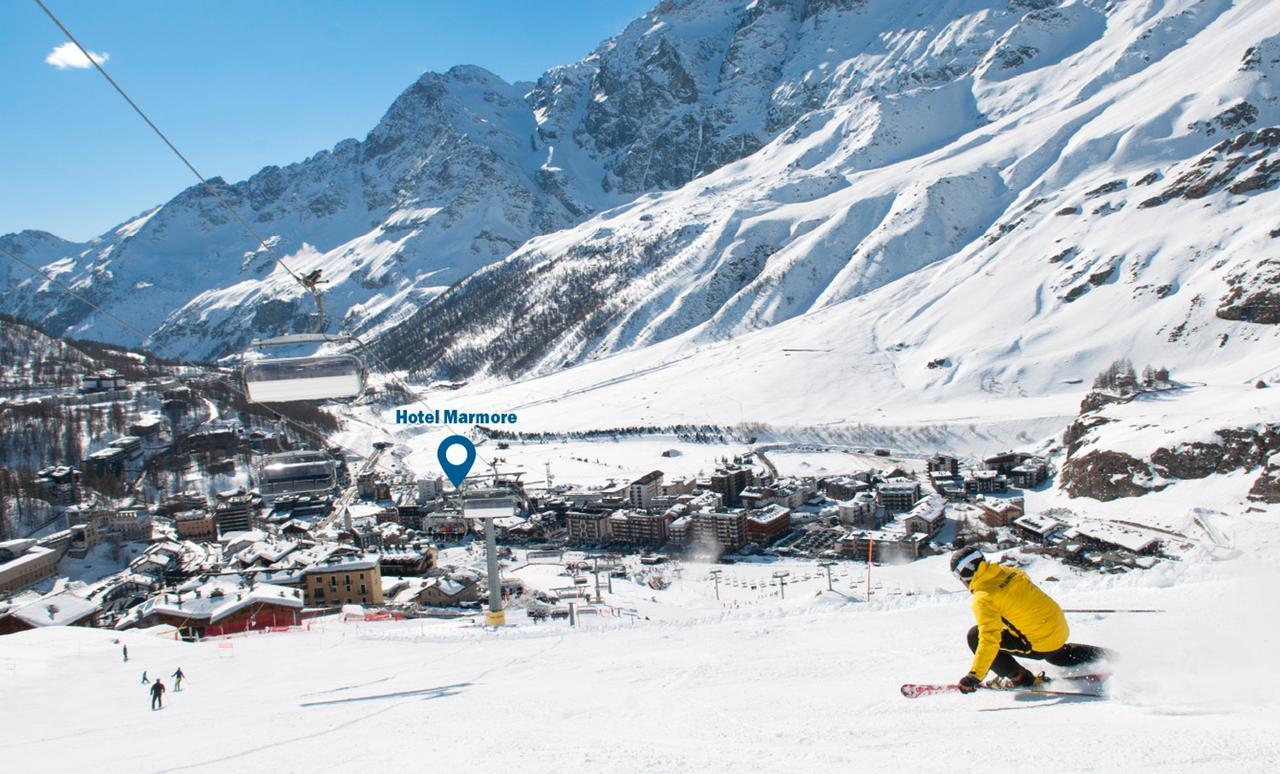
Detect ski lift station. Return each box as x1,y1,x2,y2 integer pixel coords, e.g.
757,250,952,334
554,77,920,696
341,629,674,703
255,451,337,499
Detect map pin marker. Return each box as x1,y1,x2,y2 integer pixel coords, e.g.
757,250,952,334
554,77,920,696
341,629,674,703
437,434,476,488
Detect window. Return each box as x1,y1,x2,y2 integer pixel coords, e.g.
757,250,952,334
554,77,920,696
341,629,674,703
360,585,366,594
315,588,324,599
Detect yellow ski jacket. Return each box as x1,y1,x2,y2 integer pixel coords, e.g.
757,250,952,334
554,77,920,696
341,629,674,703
968,562,1069,678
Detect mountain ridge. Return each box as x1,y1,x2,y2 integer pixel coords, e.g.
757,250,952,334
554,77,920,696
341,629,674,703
368,0,1280,405
5,0,1280,416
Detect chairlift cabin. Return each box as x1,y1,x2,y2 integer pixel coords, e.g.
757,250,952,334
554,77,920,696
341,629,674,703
255,450,337,498
242,333,366,403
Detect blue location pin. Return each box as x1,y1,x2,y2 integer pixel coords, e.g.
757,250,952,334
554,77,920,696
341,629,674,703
437,434,476,488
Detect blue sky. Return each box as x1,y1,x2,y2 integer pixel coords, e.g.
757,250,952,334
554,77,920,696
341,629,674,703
0,0,654,241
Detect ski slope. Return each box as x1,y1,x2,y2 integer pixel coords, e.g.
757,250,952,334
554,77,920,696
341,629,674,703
2,554,1277,773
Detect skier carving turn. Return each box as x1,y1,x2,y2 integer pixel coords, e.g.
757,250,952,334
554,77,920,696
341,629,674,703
951,547,1109,693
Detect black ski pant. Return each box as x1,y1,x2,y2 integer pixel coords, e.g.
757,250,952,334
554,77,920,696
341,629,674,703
151,694,162,710
967,625,1106,679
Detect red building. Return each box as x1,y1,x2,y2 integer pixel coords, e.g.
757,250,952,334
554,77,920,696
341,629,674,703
746,505,792,545
127,580,303,638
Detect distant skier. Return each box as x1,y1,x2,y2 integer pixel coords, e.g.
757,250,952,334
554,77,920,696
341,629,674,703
122,645,128,662
950,547,1108,693
172,667,185,691
150,679,166,710
141,671,149,685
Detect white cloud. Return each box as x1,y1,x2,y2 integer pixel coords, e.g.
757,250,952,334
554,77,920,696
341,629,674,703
45,41,109,70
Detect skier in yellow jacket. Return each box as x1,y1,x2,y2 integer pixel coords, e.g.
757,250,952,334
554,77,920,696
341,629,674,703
951,547,1108,693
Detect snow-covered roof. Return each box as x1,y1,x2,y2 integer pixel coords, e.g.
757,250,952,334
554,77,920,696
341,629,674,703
301,553,380,575
1074,522,1160,552
1014,514,1063,535
427,572,479,598
11,591,98,627
346,502,384,520
841,529,925,543
255,568,303,586
131,415,164,429
433,578,468,597
233,540,299,566
0,538,38,556
0,590,43,616
904,495,945,523
0,543,55,572
135,580,303,625
388,577,431,604
221,529,269,548
748,504,791,523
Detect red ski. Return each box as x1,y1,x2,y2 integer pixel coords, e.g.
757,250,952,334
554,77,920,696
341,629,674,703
901,683,963,699
901,674,1109,699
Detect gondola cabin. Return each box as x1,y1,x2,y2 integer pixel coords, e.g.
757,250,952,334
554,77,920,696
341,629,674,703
463,490,519,520
256,451,337,499
243,354,365,403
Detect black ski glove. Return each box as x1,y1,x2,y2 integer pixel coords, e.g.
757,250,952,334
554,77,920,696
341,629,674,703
957,673,981,694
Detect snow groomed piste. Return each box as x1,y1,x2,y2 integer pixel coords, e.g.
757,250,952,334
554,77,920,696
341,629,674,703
3,553,1278,773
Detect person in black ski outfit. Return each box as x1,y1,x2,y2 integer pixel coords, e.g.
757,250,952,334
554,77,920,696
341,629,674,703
141,671,149,684
122,644,128,662
150,679,165,710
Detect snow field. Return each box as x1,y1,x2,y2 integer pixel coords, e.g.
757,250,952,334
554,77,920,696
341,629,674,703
3,554,1278,773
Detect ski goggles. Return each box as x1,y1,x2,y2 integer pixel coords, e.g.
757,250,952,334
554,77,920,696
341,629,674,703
952,548,983,582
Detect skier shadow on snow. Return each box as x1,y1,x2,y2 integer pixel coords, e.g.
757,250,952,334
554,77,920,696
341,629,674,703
978,693,1105,712
299,682,471,708
299,675,395,698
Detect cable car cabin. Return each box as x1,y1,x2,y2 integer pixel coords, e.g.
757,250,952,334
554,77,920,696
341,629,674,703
461,489,519,520
256,451,337,499
243,354,365,403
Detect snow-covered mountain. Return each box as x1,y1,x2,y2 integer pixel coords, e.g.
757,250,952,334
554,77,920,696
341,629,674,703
2,64,593,357
2,0,863,360
5,0,1280,413
375,0,1280,400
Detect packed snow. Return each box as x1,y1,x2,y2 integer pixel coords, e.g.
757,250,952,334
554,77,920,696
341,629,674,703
2,551,1277,773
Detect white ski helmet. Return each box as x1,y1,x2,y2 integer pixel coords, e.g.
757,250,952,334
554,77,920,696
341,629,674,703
950,547,984,584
